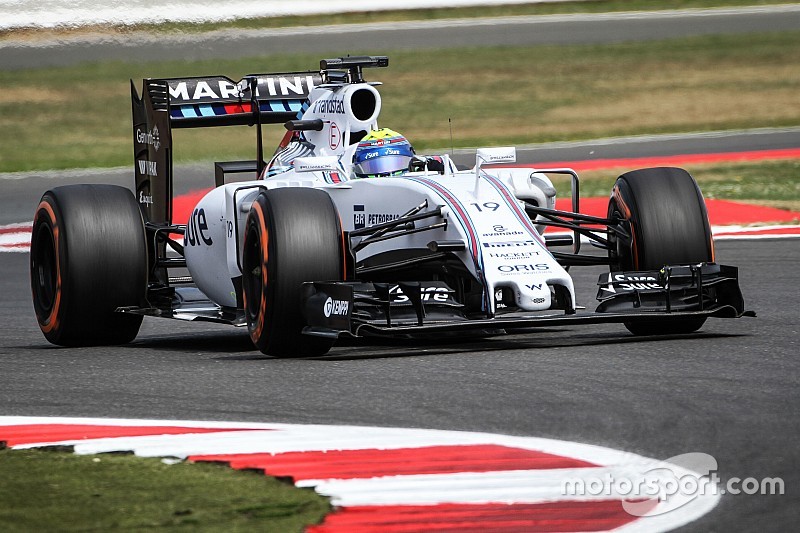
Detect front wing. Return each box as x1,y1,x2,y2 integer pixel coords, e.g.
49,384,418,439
301,263,751,339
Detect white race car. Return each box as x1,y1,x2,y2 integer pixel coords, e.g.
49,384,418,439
30,56,749,356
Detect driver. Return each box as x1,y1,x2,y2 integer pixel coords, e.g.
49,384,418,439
352,128,415,178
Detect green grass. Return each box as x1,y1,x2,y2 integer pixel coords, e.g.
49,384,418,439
2,0,794,39
1,31,799,173
546,160,800,209
0,448,330,531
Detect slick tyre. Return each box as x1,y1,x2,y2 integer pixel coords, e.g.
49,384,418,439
30,185,147,346
242,188,345,357
608,167,714,336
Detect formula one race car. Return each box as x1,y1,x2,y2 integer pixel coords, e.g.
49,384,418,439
30,56,749,356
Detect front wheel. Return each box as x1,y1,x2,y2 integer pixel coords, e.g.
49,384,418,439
30,185,147,346
242,188,345,357
608,167,714,335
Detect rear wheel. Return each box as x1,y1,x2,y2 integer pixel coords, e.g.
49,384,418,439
30,185,147,346
242,188,345,357
608,167,714,335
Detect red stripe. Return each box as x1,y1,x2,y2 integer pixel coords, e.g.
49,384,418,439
223,103,252,114
307,501,651,533
0,242,31,248
483,174,546,245
191,444,597,481
0,224,32,235
0,424,257,447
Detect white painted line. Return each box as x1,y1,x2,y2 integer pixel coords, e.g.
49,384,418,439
1,0,577,31
3,4,800,41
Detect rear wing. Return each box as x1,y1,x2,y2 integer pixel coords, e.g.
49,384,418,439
131,55,388,225
131,71,321,224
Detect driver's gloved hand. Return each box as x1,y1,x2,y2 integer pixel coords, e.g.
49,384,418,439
408,156,445,174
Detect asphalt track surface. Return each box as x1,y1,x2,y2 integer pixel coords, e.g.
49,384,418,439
2,7,799,531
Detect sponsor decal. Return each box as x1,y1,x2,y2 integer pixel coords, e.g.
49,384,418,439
497,263,551,275
368,213,400,225
353,204,365,229
476,147,516,163
525,284,544,291
389,285,450,303
324,297,349,317
313,98,346,114
601,273,663,293
136,126,161,151
488,251,541,259
481,224,524,238
296,161,334,172
168,76,316,103
482,240,539,248
138,191,153,206
351,206,401,228
137,160,157,177
169,80,242,101
329,122,341,150
186,208,213,247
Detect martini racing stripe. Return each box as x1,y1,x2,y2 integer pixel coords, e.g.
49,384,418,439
403,176,490,311
482,173,546,246
170,99,305,119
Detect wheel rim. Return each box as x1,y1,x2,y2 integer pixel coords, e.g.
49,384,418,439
32,222,57,313
243,223,263,319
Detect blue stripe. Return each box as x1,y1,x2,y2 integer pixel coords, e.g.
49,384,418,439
483,174,548,247
404,177,490,312
198,104,216,117
179,106,198,118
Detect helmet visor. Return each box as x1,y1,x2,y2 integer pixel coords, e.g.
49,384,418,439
354,154,413,177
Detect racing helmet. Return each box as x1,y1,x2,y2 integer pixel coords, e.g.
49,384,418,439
352,128,415,178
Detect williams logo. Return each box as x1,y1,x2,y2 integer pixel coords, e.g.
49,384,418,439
137,160,157,177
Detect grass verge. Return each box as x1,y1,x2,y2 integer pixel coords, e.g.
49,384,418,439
1,31,799,173
0,448,330,532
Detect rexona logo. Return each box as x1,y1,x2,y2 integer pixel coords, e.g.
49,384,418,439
324,297,349,318
137,160,157,177
136,126,160,151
